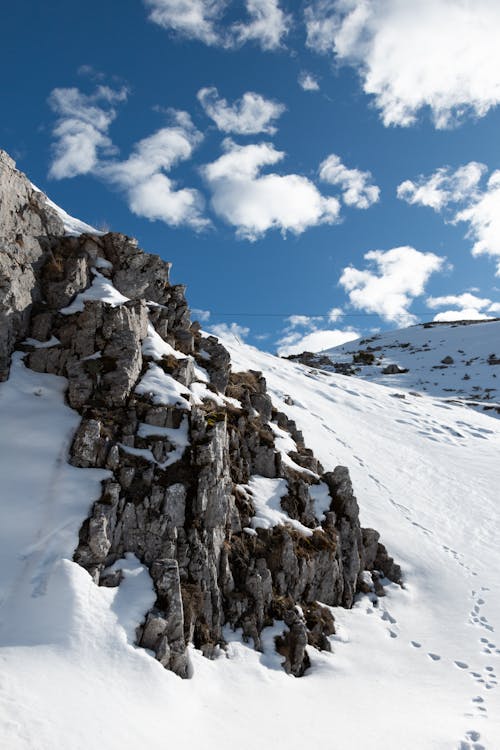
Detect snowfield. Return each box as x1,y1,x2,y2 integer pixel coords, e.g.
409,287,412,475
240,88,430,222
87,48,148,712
319,319,500,417
1,333,500,750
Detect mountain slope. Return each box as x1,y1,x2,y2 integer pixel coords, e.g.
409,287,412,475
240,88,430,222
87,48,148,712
291,320,500,417
2,336,500,750
1,152,500,750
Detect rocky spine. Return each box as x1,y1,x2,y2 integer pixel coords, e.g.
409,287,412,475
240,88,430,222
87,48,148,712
0,151,401,678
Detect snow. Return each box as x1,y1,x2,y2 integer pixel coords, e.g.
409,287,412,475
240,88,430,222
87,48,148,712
321,319,500,417
32,185,100,237
23,336,60,349
243,476,315,536
2,328,500,749
135,363,191,409
309,481,331,522
269,421,319,478
142,323,184,360
60,270,129,314
102,554,157,644
135,416,190,468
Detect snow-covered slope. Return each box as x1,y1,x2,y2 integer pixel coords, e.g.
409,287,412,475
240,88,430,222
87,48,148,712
1,334,500,750
312,320,500,417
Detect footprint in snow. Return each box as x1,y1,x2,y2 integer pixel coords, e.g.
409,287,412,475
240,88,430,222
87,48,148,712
457,728,485,750
428,652,441,661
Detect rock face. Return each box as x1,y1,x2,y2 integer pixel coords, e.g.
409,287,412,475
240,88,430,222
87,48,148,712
0,151,65,379
0,151,401,678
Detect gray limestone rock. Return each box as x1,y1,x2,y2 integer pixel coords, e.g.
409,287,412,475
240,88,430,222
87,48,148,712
0,149,400,680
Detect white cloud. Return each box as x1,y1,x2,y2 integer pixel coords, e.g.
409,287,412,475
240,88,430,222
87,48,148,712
339,246,445,326
277,328,358,356
233,0,291,50
209,322,250,341
432,309,493,323
277,309,354,355
397,163,486,211
192,308,211,322
100,113,207,229
398,162,500,275
201,139,341,240
455,171,500,275
49,88,207,229
298,72,320,91
426,292,498,322
319,153,380,209
305,0,500,128
328,307,343,322
144,0,290,50
197,87,285,134
286,314,321,329
48,86,127,179
144,0,225,45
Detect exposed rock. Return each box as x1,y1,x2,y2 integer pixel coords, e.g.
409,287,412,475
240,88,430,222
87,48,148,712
381,364,409,375
0,151,64,379
0,149,401,680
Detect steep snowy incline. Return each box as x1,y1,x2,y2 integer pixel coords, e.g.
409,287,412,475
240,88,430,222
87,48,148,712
307,319,500,417
1,336,500,750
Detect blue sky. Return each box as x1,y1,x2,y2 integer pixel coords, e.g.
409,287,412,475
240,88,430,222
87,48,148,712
3,0,500,353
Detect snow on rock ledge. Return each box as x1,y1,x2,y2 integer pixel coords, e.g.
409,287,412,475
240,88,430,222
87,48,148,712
0,149,401,680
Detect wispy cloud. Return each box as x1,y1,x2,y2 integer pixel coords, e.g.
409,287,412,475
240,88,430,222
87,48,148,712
201,139,341,240
339,246,446,326
398,162,500,275
144,0,290,50
209,321,250,341
232,0,291,51
319,153,380,209
48,86,207,229
305,0,500,128
397,163,486,211
144,0,225,46
48,85,127,179
298,71,320,91
197,87,285,134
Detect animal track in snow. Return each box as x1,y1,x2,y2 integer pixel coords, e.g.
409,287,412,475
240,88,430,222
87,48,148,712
457,728,485,750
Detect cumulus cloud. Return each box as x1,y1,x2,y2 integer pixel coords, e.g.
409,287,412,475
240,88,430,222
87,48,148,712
48,85,127,179
232,0,291,50
192,308,211,322
397,162,486,211
455,172,500,274
276,309,355,356
305,0,500,128
277,328,358,356
298,71,320,91
398,162,500,274
319,153,380,209
99,112,207,228
49,86,207,229
145,0,290,50
339,246,445,326
197,87,285,134
143,0,225,45
426,292,498,322
201,139,341,240
209,322,250,341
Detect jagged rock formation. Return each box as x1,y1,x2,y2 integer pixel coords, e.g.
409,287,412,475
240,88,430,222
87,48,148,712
0,150,401,678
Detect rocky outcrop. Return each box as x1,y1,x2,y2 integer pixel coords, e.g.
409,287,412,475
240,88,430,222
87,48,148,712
0,151,401,679
0,150,65,379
